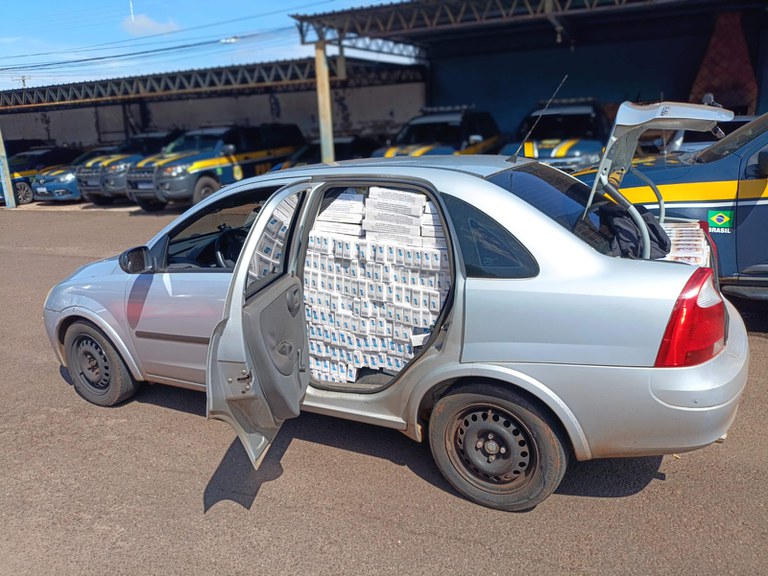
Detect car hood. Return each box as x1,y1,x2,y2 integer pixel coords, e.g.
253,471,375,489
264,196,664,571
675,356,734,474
576,153,697,187
81,153,143,168
134,150,216,168
372,144,460,157
37,164,71,177
501,138,603,159
64,256,120,283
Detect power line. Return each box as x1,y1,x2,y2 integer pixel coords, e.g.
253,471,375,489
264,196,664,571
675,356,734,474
0,0,336,62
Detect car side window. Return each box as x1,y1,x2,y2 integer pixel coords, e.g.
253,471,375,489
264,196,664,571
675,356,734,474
164,187,280,270
443,195,538,279
242,127,264,150
247,192,303,290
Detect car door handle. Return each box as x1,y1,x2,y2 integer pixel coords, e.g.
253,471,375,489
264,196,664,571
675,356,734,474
286,286,302,316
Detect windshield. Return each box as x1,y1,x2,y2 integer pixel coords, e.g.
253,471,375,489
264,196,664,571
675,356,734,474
517,113,600,141
165,133,221,153
487,163,614,254
695,113,768,163
73,149,112,165
291,143,321,164
10,150,49,165
118,136,168,155
394,121,461,147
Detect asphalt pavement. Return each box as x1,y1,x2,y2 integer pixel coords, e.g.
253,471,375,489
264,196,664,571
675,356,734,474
0,202,765,575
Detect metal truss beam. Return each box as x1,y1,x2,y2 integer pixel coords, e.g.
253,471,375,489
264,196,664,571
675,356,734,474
0,58,425,113
294,0,687,53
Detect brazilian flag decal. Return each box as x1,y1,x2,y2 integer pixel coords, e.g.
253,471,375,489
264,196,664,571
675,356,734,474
708,210,733,228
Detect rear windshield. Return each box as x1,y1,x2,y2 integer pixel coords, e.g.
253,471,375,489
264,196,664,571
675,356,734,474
486,163,614,254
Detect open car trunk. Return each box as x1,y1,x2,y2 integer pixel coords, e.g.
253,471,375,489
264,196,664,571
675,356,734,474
585,101,733,265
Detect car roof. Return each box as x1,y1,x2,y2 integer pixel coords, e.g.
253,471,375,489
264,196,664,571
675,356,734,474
252,154,535,182
184,127,232,136
531,105,596,116
409,113,463,125
132,131,177,138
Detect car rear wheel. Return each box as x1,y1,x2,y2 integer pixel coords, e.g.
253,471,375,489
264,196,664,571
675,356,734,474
64,321,139,406
193,176,218,204
137,199,167,212
14,182,33,205
429,383,568,511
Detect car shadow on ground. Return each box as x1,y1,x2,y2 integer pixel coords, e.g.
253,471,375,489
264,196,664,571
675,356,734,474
192,401,664,513
126,203,189,217
67,369,667,511
729,296,768,333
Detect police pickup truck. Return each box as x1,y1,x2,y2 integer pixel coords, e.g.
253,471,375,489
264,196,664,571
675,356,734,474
373,107,502,157
579,109,768,300
126,124,304,211
76,130,182,205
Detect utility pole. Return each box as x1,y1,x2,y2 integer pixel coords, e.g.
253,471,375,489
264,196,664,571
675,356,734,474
12,75,30,88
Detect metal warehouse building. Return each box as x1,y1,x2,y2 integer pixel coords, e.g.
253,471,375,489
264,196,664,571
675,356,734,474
0,0,766,145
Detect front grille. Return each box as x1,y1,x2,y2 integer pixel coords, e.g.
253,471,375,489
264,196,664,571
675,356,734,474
127,168,155,180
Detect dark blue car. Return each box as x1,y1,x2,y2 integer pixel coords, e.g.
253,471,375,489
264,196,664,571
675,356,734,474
31,146,117,202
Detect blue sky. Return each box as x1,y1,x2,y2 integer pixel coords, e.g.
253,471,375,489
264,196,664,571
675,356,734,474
0,0,390,91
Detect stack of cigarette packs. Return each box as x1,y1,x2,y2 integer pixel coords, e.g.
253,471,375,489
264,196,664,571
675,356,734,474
660,222,711,268
250,196,297,279
303,187,450,385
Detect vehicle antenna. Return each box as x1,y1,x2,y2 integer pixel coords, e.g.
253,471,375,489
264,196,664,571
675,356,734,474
513,74,568,157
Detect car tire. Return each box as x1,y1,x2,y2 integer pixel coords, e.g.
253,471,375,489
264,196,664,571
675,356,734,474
192,176,218,204
89,195,115,206
429,383,568,511
137,199,167,212
64,321,139,407
14,181,33,205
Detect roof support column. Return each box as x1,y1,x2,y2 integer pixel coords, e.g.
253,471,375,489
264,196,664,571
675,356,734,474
0,127,17,208
314,41,335,163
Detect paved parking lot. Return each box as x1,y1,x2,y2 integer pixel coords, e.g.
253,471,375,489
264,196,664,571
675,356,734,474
1,203,766,575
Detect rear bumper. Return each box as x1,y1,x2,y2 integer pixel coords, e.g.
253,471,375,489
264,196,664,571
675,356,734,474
511,300,749,460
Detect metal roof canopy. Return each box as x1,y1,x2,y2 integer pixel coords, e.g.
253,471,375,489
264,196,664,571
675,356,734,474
292,0,765,56
292,0,763,162
0,57,425,113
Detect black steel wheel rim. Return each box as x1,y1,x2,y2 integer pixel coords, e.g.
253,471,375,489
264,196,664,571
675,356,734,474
72,336,111,394
199,184,214,200
447,402,537,494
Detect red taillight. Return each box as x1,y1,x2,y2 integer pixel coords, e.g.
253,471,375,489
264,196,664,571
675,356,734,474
655,267,726,367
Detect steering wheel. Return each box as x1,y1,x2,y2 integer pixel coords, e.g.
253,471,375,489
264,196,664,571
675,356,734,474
214,228,249,268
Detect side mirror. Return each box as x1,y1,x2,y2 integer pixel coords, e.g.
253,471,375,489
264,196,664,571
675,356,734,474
221,144,236,156
119,246,152,274
758,150,768,177
468,134,484,145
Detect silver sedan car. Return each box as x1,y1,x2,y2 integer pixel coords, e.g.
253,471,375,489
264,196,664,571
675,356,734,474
45,103,748,511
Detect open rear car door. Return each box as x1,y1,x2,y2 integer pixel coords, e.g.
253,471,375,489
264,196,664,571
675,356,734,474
207,182,313,468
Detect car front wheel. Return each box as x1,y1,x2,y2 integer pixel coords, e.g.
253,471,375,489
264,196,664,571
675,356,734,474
137,199,167,212
14,182,33,204
193,176,218,203
429,383,568,511
64,321,139,406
